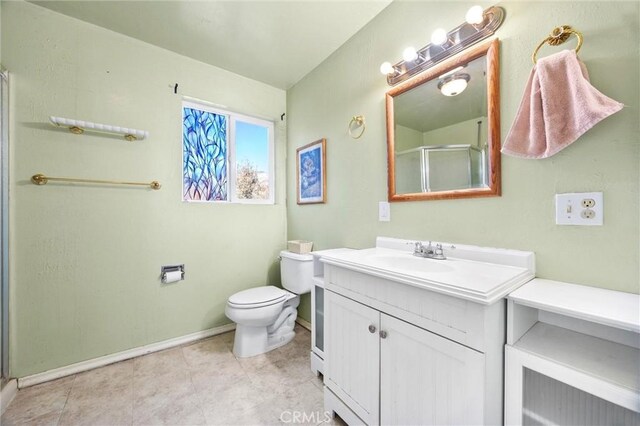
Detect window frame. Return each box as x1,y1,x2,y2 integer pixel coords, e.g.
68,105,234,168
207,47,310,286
182,99,275,205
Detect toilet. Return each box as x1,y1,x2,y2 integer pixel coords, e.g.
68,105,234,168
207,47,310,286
225,250,313,358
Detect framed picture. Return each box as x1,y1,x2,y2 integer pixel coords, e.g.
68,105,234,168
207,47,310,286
296,138,326,204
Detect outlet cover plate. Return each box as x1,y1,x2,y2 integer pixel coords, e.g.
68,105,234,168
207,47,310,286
379,201,390,222
555,192,603,226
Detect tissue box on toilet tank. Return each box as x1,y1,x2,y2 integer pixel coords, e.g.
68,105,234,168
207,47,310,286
287,240,313,254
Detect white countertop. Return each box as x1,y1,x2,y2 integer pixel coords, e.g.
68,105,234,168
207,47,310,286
319,245,535,305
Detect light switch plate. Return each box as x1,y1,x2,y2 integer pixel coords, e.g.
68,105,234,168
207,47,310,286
555,192,603,226
379,201,390,222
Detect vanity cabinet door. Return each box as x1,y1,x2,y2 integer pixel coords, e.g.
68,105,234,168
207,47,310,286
325,290,380,425
380,313,485,426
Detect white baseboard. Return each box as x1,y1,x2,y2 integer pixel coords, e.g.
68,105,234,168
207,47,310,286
18,323,236,389
1,379,17,415
296,317,311,331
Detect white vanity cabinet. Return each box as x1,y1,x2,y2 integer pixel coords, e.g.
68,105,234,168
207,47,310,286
320,237,536,426
326,290,484,425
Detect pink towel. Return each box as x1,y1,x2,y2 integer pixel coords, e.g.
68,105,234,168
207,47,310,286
502,49,623,159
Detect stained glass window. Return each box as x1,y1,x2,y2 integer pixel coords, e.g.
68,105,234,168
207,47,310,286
182,100,274,204
182,106,228,201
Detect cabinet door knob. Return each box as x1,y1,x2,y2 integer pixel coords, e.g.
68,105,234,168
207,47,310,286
368,325,376,333
379,330,388,339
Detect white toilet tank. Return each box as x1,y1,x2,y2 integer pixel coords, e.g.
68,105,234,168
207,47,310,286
280,250,313,294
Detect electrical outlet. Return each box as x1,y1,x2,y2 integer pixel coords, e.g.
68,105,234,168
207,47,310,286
580,209,596,219
556,192,603,226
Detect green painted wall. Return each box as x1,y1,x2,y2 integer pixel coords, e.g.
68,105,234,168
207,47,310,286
287,1,640,321
395,124,422,151
3,1,287,377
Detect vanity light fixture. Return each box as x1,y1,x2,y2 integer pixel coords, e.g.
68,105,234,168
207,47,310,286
438,73,471,97
380,5,504,86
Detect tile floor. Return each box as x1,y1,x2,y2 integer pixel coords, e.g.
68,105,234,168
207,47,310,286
2,325,345,426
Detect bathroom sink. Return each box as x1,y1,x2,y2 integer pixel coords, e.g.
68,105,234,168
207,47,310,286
318,240,536,304
367,254,455,274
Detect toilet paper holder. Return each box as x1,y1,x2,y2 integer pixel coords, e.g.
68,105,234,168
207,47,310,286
161,264,185,283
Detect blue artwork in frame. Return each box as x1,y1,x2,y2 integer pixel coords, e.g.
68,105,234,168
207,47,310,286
296,138,326,204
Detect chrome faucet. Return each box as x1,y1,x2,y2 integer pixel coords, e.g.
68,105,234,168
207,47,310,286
412,241,447,260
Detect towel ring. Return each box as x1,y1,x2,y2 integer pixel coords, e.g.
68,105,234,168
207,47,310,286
532,25,583,64
348,115,366,139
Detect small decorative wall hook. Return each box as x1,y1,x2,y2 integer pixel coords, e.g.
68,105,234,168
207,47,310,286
348,115,366,139
174,83,179,94
281,113,286,121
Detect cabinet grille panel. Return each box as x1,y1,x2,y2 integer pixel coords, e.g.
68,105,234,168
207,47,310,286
523,368,640,426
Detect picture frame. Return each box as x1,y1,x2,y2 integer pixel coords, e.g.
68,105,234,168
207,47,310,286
296,138,326,204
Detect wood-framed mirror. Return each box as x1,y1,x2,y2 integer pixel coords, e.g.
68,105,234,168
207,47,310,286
386,39,501,202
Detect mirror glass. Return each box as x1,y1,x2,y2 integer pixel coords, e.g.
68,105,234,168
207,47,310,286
386,40,501,201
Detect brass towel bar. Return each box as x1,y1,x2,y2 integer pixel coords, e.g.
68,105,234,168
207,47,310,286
31,173,161,190
532,25,583,64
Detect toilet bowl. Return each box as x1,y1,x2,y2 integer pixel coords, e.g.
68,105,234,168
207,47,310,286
225,250,313,358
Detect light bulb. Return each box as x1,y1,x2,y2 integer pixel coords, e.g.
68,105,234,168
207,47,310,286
431,28,448,46
465,5,484,25
441,78,468,96
379,62,394,75
402,47,418,62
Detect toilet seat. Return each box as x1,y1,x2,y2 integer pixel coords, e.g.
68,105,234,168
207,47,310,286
227,286,288,309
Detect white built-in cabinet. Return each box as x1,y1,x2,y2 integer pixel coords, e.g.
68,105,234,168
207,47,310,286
505,279,640,424
323,263,507,426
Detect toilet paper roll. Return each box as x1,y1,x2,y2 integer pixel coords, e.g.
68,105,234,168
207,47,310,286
163,270,182,283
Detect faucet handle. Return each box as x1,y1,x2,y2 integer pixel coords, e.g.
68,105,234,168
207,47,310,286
409,241,424,256
433,243,446,260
